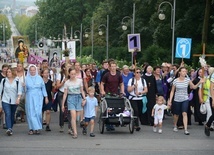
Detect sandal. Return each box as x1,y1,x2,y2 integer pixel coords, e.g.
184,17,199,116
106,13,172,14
21,118,25,122
28,130,34,135
34,130,40,135
72,134,78,139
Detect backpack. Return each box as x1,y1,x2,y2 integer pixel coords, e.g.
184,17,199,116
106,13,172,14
1,78,19,96
131,77,145,88
129,77,145,100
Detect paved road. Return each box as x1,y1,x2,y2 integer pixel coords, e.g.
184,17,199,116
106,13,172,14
0,110,213,155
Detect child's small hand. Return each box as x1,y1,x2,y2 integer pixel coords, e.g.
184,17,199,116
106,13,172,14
166,105,171,109
82,99,86,106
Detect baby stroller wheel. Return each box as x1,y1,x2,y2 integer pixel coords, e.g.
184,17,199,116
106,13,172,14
99,113,105,134
129,118,134,134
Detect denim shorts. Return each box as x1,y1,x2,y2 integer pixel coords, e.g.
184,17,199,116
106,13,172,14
173,100,189,115
67,94,83,111
85,116,95,122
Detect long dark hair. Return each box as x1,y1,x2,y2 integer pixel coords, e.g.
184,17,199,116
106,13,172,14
60,63,66,75
67,68,75,79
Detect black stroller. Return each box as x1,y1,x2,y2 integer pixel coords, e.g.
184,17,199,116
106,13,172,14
99,96,135,134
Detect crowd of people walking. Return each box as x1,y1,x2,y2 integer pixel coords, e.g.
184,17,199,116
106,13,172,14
0,59,213,138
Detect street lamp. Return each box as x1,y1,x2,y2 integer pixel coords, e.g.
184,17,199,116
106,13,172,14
84,28,91,38
158,0,176,64
0,21,8,47
98,15,109,60
121,3,135,64
121,16,133,33
74,23,83,58
84,26,94,58
57,34,63,40
47,36,55,47
34,22,37,46
65,33,72,41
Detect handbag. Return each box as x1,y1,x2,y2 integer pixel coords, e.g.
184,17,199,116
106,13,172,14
200,103,207,114
188,90,193,101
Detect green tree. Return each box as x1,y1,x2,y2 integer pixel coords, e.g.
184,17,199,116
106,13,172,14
12,0,214,67
0,14,11,44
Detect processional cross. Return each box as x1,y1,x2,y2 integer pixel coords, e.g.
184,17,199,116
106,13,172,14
193,43,214,98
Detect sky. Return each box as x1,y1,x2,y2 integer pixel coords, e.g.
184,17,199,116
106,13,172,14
0,0,36,8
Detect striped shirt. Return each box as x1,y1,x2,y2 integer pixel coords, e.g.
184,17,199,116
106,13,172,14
173,78,190,102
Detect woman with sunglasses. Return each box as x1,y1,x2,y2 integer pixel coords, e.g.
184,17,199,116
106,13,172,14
128,68,148,131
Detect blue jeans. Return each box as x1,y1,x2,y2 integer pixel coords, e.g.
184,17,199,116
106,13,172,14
2,102,17,130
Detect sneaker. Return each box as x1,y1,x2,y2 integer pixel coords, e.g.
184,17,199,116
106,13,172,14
80,120,85,128
6,129,12,136
17,117,21,121
82,127,87,135
204,126,210,136
90,133,95,137
173,126,178,132
59,126,64,132
158,129,162,134
45,125,51,131
184,130,190,135
110,125,115,131
135,126,141,131
68,128,73,135
153,126,157,133
106,127,111,131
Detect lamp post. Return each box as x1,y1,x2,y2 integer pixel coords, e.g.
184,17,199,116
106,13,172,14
98,15,109,60
84,25,94,58
47,36,56,47
74,23,83,58
158,0,176,64
35,22,37,46
0,21,7,47
56,34,65,49
121,3,135,64
65,33,73,42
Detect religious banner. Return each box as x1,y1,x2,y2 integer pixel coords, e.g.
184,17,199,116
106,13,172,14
49,48,61,68
62,41,76,62
27,54,45,65
13,36,30,63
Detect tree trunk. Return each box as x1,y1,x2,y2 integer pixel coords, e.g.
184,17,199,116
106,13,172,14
202,0,211,44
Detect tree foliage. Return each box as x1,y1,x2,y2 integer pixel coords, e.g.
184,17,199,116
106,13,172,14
0,14,11,43
13,0,214,67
